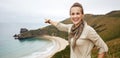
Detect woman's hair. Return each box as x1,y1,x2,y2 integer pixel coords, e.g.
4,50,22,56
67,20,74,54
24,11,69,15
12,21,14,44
70,2,84,14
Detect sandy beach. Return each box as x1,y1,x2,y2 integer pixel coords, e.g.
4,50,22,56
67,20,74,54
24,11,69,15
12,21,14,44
36,35,69,58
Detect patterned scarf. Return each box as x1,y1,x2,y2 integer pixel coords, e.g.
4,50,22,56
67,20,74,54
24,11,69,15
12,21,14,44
68,20,84,49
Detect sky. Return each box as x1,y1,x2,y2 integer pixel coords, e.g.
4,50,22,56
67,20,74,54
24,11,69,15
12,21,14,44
0,0,120,23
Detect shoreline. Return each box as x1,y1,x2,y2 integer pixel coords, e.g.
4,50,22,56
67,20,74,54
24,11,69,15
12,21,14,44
36,35,69,58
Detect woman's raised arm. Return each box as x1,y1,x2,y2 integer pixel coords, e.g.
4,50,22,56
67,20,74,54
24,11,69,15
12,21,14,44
45,19,72,32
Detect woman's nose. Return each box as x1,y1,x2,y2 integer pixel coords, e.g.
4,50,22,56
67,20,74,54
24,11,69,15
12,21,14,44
73,14,77,18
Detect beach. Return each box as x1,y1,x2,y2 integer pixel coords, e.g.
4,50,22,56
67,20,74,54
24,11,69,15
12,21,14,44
36,35,69,58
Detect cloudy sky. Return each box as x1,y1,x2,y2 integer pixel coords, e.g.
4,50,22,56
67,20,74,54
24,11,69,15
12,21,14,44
0,0,120,23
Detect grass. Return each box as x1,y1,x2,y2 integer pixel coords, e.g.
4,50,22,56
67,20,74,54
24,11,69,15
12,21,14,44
92,37,120,58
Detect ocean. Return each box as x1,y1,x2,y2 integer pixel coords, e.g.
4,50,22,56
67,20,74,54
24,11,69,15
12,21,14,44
0,23,53,58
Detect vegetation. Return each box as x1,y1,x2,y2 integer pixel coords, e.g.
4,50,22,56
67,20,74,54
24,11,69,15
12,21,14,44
51,10,120,58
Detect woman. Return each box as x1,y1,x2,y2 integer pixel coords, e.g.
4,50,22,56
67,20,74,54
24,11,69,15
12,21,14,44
45,2,108,58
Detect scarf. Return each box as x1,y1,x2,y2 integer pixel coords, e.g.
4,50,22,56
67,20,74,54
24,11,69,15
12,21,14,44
68,20,84,49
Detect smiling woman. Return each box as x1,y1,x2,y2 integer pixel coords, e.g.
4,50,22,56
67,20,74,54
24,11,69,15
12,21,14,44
45,2,108,58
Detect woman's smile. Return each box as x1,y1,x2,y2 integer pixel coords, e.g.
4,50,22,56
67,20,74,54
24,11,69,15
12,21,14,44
72,18,80,22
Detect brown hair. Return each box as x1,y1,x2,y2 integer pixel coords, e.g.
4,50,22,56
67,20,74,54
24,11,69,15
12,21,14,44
70,2,84,15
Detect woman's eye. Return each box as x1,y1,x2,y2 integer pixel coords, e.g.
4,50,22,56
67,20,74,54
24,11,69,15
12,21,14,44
76,13,80,15
71,13,75,15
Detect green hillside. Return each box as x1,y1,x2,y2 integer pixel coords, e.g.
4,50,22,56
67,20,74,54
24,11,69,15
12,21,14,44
51,10,120,58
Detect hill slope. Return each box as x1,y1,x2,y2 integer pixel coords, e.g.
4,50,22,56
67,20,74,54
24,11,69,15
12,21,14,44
51,10,120,58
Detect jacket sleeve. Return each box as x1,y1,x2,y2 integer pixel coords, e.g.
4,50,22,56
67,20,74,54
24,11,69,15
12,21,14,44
87,26,108,54
55,23,72,32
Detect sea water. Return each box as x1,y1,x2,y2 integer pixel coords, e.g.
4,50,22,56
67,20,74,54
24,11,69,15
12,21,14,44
0,23,53,58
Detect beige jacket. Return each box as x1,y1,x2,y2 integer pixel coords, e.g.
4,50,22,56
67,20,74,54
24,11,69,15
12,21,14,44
55,22,108,58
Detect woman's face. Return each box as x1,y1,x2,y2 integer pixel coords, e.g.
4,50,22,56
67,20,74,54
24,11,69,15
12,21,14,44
70,7,84,25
